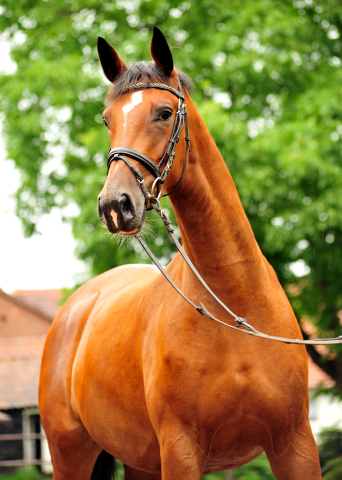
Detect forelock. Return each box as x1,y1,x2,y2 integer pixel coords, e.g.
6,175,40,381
105,61,193,104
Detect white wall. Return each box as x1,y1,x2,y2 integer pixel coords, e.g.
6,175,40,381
309,391,342,439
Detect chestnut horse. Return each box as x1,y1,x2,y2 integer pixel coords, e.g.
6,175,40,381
39,28,321,479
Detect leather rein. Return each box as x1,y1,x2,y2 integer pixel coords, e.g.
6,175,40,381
106,80,342,346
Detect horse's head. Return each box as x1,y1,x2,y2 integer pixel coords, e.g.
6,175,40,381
97,27,190,235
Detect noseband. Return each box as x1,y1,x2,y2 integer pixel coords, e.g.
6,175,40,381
106,80,191,206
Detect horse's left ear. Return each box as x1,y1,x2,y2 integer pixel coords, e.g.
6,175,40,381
97,37,127,83
150,27,174,77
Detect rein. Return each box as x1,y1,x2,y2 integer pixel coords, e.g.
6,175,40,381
106,81,342,346
136,200,342,346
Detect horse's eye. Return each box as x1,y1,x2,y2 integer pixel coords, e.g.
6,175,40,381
103,118,109,128
158,110,172,121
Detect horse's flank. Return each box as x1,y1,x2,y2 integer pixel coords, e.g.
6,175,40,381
39,28,321,480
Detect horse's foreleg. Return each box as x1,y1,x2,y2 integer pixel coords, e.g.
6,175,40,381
46,427,102,480
265,423,322,480
158,429,207,480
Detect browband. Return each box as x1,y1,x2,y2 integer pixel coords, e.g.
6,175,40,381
125,82,185,100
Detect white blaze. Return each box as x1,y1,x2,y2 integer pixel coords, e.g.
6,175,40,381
122,91,143,130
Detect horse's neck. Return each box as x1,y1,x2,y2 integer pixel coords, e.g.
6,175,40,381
170,98,265,295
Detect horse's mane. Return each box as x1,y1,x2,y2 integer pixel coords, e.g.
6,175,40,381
106,61,193,104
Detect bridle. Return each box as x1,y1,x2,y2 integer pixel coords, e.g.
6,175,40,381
104,79,342,346
106,80,191,206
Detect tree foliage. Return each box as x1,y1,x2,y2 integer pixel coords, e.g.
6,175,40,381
319,426,342,465
318,426,342,479
1,0,342,389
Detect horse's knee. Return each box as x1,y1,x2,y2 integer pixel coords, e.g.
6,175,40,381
158,431,206,480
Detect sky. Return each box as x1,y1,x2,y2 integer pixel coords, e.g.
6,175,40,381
0,144,85,294
0,40,85,294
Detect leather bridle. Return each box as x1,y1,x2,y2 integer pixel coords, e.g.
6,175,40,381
106,80,190,206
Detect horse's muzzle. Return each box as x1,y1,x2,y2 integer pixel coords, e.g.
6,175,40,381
98,190,145,234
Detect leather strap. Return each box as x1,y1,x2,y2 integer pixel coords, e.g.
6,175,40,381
107,147,161,179
125,82,185,100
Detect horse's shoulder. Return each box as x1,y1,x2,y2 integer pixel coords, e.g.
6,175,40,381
45,263,159,352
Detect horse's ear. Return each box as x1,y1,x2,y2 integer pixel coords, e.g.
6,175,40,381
150,27,174,77
97,37,127,83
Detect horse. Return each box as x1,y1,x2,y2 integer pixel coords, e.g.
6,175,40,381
39,27,321,480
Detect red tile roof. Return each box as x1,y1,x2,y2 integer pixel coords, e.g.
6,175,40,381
308,354,334,389
12,289,62,320
0,336,45,409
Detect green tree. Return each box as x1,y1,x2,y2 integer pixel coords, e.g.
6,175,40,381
318,426,342,479
1,0,342,389
322,458,342,480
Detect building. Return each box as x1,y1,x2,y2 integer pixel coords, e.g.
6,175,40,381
0,289,60,472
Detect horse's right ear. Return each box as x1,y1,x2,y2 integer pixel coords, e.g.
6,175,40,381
150,27,174,77
97,37,127,83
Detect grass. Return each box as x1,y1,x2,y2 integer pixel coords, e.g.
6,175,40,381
0,468,51,480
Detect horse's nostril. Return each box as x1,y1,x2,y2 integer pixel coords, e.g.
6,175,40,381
119,194,135,221
98,196,105,220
